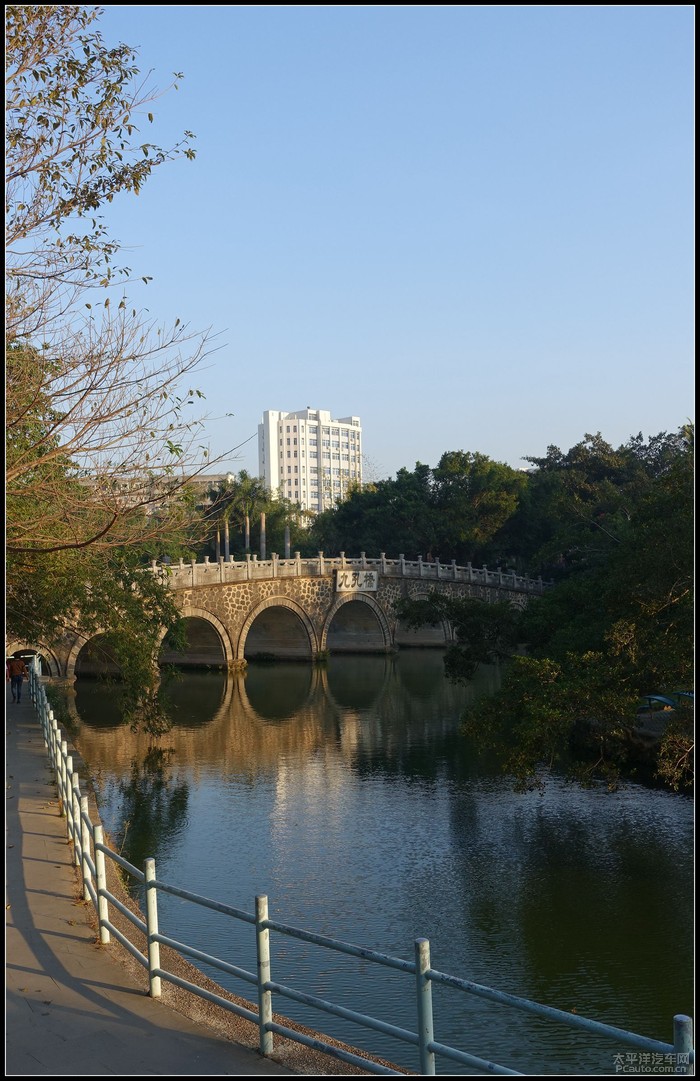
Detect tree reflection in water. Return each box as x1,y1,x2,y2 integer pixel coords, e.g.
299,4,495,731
117,746,189,874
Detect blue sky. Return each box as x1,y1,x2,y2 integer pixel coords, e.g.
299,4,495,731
96,5,694,480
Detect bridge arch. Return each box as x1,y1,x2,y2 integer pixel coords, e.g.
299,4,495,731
393,590,452,647
6,640,61,677
158,607,234,669
65,633,102,680
238,597,319,661
321,593,393,654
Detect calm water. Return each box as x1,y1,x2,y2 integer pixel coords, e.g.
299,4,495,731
70,653,694,1075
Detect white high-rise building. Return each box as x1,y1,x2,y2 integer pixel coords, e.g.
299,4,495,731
258,408,363,512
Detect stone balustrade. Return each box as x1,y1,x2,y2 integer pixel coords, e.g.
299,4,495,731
151,552,549,595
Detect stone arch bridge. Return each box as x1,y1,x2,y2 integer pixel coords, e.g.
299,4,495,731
9,553,549,678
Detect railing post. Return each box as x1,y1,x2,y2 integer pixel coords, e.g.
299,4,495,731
80,795,92,900
246,553,251,580
435,556,441,579
340,551,346,566
418,555,423,577
256,894,274,1055
93,825,111,944
467,561,473,582
144,858,162,998
272,552,279,578
295,551,301,576
452,559,458,581
50,714,60,770
360,551,367,568
57,741,68,815
380,552,387,573
318,551,325,575
673,1015,693,1075
399,554,405,576
415,937,436,1075
71,772,81,864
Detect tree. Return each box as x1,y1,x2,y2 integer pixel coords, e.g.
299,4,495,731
431,451,528,563
464,425,695,791
394,593,521,680
6,6,219,560
5,6,221,730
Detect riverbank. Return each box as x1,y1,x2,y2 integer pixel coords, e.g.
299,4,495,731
6,686,410,1076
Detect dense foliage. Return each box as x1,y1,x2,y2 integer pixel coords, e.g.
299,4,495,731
307,452,527,563
380,430,694,791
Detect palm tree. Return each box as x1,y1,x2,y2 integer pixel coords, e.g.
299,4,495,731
230,470,268,554
207,471,269,559
206,473,237,560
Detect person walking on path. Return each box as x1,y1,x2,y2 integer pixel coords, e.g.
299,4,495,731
6,655,29,704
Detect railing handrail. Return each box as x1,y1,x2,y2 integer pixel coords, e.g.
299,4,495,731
28,664,694,1077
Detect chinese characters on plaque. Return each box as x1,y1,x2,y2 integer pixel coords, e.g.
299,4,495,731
335,569,379,592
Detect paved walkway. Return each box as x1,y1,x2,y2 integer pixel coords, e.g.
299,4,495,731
5,687,294,1076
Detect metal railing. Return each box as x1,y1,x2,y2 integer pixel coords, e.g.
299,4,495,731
29,664,694,1077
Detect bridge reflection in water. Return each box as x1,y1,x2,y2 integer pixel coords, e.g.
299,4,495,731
68,653,694,1076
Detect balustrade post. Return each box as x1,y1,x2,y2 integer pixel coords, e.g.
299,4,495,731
80,795,92,900
145,858,162,998
418,555,423,577
190,558,196,587
340,551,346,566
399,553,405,575
467,561,473,582
380,552,387,574
673,1015,693,1075
452,559,458,581
219,556,225,582
360,551,367,568
246,553,251,580
272,552,279,578
256,895,274,1055
435,556,441,579
93,825,111,944
415,938,436,1075
295,551,301,576
318,551,325,575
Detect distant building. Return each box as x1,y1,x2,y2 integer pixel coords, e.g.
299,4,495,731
258,408,363,512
